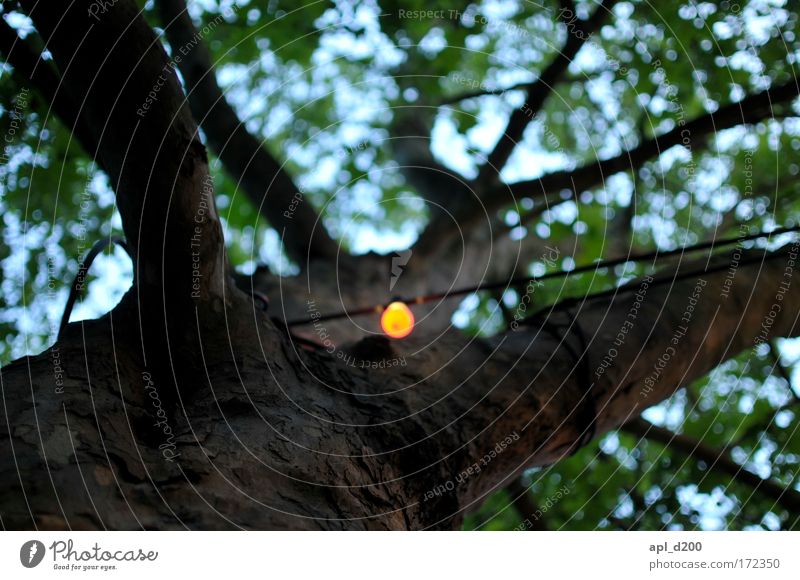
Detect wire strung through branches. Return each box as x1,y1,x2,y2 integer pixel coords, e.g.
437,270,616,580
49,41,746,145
286,224,800,327
56,225,799,338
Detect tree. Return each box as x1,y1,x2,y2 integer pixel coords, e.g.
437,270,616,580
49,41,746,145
0,0,799,530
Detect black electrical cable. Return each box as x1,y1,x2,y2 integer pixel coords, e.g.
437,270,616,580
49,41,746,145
56,226,798,340
537,247,793,312
58,236,129,339
286,224,800,327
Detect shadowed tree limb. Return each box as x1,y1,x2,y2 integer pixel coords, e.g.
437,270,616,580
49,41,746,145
157,0,337,265
430,246,800,521
0,17,99,162
501,78,800,210
732,343,800,446
403,0,615,244
1,239,799,528
622,417,800,514
388,106,476,212
506,476,549,530
20,0,227,301
16,0,238,400
475,0,618,186
414,76,800,253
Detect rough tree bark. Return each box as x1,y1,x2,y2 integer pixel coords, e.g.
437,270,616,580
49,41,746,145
1,0,799,530
2,243,798,529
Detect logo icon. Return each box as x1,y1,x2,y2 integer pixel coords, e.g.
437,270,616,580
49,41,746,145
390,249,412,291
20,540,45,568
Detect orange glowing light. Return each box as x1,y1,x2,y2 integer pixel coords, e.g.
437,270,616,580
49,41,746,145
380,301,415,339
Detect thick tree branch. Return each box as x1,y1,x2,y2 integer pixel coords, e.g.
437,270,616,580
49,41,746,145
476,0,616,185
414,2,618,256
733,345,800,446
0,17,98,161
403,245,800,520
416,76,800,253
389,107,475,211
623,417,800,514
157,0,336,265
1,243,798,529
501,78,800,212
20,0,227,303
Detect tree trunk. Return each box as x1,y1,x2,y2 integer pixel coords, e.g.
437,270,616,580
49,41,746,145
2,246,798,529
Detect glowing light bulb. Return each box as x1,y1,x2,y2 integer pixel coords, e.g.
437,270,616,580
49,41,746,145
380,301,414,339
